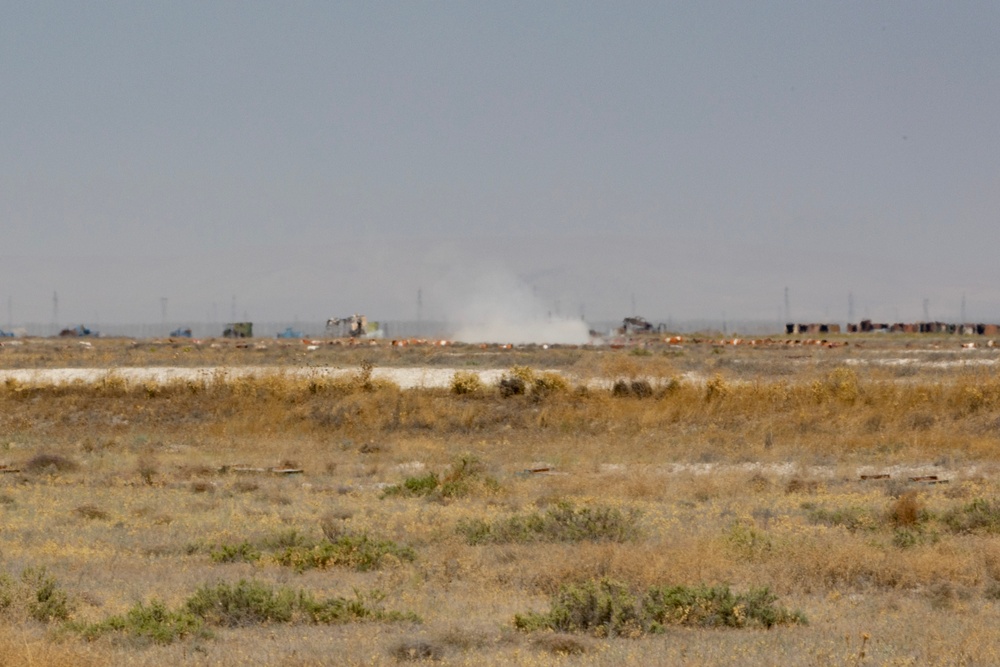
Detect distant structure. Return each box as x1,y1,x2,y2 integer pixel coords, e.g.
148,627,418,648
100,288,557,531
785,320,1000,336
786,323,841,335
845,320,1000,335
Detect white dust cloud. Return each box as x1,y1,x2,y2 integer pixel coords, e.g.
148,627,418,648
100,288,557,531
449,271,591,345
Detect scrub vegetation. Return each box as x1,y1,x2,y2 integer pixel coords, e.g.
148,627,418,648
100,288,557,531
3,334,1000,664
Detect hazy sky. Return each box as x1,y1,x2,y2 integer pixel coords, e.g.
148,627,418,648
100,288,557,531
3,2,1000,327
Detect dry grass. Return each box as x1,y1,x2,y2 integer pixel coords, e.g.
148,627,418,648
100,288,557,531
2,337,1000,663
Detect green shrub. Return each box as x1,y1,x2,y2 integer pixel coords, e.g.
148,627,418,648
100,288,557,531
405,472,441,495
0,573,15,613
383,472,440,498
184,580,417,628
210,542,262,564
516,578,642,637
439,454,498,498
184,580,297,627
454,517,494,544
458,502,642,545
0,569,74,623
892,528,920,549
299,589,419,625
78,600,207,645
383,455,499,500
806,506,878,532
22,568,73,622
642,584,804,630
943,498,1000,534
275,534,415,572
515,579,805,637
77,581,418,644
261,528,313,550
541,502,643,542
725,521,773,561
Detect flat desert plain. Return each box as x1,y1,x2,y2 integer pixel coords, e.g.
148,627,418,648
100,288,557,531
2,334,1000,665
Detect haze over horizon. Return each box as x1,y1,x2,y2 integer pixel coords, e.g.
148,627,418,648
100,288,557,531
4,3,1000,329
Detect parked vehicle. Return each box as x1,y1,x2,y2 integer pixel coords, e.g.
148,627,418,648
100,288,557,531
223,322,253,338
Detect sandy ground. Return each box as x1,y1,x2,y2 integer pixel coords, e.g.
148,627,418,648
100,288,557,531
0,366,510,389
0,366,712,390
0,364,984,481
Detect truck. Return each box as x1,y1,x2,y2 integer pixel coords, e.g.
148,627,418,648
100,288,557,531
223,322,253,338
58,325,98,337
326,314,367,338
